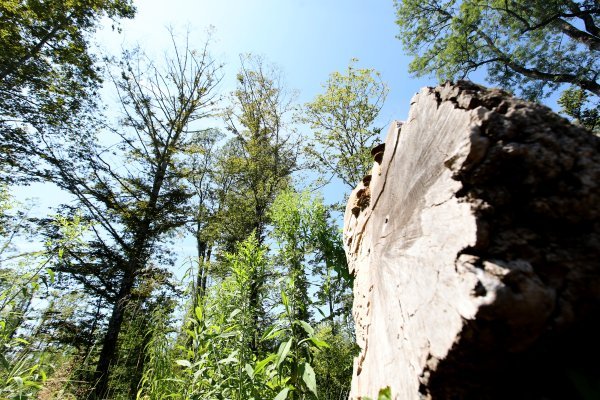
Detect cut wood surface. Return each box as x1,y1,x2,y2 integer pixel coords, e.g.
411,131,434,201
344,81,600,399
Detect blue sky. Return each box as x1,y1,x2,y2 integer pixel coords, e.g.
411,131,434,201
90,0,435,274
91,0,445,211
97,0,436,125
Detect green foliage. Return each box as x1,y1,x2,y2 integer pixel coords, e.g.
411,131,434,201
0,0,135,182
137,235,270,399
362,387,392,400
270,190,316,325
302,59,388,188
0,22,358,400
268,277,327,400
221,54,298,246
137,235,327,400
0,209,89,398
310,324,358,400
105,292,177,399
25,34,225,398
395,0,600,101
181,127,223,303
0,185,12,236
271,189,352,328
215,234,270,364
558,86,600,134
134,302,180,400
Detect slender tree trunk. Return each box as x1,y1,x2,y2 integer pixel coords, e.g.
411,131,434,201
201,247,211,296
92,268,135,399
88,297,103,352
195,239,207,305
328,290,337,335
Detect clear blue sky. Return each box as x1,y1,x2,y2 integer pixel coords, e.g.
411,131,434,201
92,0,447,209
97,0,436,125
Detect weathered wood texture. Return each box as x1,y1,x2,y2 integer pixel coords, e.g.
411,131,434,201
344,81,600,399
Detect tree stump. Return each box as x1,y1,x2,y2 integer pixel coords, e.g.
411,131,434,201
344,81,600,399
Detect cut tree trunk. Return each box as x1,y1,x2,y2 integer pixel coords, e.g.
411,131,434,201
344,81,600,399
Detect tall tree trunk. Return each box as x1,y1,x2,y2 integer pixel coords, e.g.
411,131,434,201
87,297,103,353
328,289,337,335
201,247,211,296
92,269,135,399
195,239,207,306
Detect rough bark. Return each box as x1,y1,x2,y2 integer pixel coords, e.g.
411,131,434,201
344,81,600,399
93,269,135,399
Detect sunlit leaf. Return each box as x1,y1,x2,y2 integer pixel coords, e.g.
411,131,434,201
245,363,254,379
276,338,292,368
297,320,314,336
175,359,192,368
300,362,317,396
254,354,277,375
273,387,290,400
309,336,330,349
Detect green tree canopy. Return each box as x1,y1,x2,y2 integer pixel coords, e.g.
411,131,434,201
0,0,135,181
395,0,599,101
302,60,388,189
557,86,599,133
222,54,299,246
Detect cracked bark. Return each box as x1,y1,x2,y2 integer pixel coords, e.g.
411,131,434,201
344,81,600,400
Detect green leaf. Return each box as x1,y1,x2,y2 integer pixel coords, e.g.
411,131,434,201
273,387,290,400
276,338,293,368
262,326,285,341
297,320,314,336
300,362,317,397
254,354,277,375
46,268,55,284
315,307,327,319
194,306,203,321
14,337,29,345
12,376,23,387
219,350,239,364
175,359,192,368
377,386,392,400
245,363,254,379
309,336,330,349
281,289,289,309
24,380,42,389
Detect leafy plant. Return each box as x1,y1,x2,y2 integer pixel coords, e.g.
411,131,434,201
0,208,89,398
